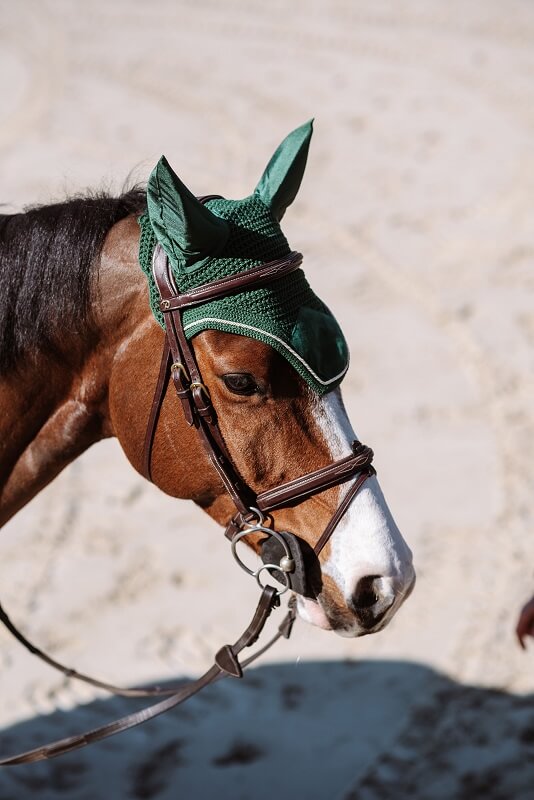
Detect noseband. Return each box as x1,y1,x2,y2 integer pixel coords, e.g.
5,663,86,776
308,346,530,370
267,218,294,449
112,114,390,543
0,222,375,765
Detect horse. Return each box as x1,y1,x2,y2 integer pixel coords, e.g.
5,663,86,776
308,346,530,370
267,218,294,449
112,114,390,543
0,122,414,650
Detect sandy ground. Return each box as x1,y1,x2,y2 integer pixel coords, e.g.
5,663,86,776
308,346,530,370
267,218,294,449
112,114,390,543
1,1,534,797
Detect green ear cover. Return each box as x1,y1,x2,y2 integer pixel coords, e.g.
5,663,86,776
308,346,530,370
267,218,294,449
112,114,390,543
254,120,313,220
146,156,229,272
139,120,350,395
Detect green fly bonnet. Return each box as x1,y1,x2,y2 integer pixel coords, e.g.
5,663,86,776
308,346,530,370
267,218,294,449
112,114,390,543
138,121,349,395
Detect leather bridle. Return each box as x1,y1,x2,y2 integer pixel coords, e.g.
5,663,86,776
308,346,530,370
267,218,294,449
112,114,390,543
0,217,375,765
144,240,375,594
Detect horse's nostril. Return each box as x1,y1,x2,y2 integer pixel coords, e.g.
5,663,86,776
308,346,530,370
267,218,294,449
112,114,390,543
350,575,398,630
352,575,381,611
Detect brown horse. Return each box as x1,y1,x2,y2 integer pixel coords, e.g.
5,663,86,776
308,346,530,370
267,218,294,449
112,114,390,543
0,153,414,639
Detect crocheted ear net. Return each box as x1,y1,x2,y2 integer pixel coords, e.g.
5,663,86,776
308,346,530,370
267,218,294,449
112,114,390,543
138,122,349,395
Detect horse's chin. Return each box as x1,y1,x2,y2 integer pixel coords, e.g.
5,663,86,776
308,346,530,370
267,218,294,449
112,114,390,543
295,596,333,630
295,596,381,638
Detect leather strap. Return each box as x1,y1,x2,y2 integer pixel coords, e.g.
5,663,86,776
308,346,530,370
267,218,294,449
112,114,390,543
0,600,175,699
256,443,375,514
313,466,375,556
142,339,172,481
158,251,303,312
0,588,295,765
195,195,224,204
152,245,255,514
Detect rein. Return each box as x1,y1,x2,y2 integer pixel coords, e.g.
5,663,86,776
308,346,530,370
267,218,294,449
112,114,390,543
0,232,375,766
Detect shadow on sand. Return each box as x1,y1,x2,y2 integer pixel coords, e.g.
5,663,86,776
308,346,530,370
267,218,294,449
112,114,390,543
0,659,533,800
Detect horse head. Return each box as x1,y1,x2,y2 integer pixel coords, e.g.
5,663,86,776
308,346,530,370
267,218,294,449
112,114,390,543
108,122,415,637
0,122,415,764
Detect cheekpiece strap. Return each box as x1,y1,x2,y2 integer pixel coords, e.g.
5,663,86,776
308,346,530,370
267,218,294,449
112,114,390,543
150,244,255,514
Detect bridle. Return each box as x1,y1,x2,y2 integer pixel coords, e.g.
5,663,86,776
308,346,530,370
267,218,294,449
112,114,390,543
0,206,375,765
144,235,375,595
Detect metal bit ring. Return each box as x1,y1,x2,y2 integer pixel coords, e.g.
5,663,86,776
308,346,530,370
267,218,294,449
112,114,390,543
255,564,290,595
231,520,295,596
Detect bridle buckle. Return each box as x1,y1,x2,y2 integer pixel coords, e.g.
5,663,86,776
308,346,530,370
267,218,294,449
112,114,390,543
189,380,211,402
170,361,188,380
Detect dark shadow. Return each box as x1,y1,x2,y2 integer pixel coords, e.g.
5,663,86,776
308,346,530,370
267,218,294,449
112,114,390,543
0,659,533,800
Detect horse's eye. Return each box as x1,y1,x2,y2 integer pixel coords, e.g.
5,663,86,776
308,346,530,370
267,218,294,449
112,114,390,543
222,373,259,396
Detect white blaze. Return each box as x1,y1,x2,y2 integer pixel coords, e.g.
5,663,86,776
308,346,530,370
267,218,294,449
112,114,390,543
298,390,414,635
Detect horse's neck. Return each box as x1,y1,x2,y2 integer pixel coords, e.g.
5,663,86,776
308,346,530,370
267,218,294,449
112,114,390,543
0,217,145,527
0,347,112,526
0,215,225,529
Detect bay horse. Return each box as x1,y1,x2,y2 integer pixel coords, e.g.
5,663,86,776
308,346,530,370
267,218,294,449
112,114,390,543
0,124,414,652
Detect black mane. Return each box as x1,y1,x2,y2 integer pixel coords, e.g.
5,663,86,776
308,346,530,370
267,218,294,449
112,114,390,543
0,188,146,375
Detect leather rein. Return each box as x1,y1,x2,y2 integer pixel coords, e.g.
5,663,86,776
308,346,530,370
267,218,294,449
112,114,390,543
0,219,375,766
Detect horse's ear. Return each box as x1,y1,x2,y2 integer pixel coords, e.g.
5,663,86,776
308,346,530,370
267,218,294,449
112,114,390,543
254,120,313,221
147,156,229,271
